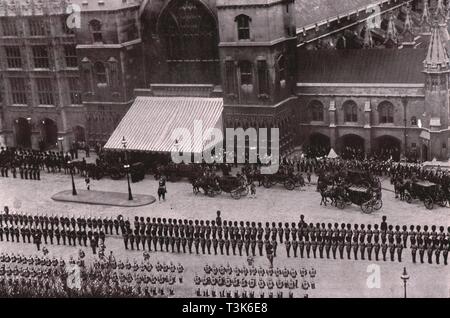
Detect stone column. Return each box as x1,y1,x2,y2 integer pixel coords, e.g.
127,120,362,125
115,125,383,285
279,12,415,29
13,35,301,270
329,99,337,149
364,100,372,155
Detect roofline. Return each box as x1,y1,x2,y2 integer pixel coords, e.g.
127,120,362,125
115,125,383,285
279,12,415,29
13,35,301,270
296,83,425,88
297,0,413,46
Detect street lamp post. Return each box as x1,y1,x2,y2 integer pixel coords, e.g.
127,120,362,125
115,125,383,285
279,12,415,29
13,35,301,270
121,136,133,201
68,161,77,196
58,136,64,153
400,267,410,299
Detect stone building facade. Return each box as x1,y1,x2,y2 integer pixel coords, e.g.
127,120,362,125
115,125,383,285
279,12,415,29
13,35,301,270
1,0,450,161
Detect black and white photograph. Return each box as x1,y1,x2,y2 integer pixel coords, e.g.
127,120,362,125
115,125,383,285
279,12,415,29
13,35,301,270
0,0,449,302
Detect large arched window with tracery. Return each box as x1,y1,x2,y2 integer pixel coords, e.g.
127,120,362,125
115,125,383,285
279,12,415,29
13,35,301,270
378,101,394,124
308,100,324,122
343,100,358,123
158,0,219,84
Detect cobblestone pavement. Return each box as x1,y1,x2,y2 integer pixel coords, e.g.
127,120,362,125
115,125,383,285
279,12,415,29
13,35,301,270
0,171,449,298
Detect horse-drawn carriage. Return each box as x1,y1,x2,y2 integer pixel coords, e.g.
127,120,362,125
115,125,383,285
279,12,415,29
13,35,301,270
403,181,446,210
154,163,203,183
192,175,248,199
335,185,383,214
318,169,383,214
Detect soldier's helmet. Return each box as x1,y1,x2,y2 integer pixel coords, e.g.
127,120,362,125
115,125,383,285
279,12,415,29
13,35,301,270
367,224,372,229
211,220,215,226
439,226,444,232
382,215,387,221
271,222,276,227
223,220,227,226
423,225,428,231
431,225,436,231
361,224,365,229
194,220,199,225
200,220,204,225
162,218,167,223
395,225,400,231
354,224,359,229
135,216,139,221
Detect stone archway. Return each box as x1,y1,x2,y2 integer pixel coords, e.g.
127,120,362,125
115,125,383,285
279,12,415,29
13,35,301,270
40,118,58,150
374,135,401,161
307,132,330,157
14,117,32,148
73,125,86,143
339,134,365,159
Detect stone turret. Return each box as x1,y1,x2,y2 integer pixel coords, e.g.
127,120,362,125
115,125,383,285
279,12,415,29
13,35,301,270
421,0,431,33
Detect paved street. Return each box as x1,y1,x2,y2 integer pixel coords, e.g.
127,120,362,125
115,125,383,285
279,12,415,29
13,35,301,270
0,171,449,298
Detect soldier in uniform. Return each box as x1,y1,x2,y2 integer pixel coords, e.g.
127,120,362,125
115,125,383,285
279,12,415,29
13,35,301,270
123,231,129,250
305,236,311,258
292,239,298,258
359,236,366,260
410,237,418,263
285,239,291,258
396,238,403,262
366,240,373,261
352,237,359,260
426,238,434,264
299,237,305,258
388,238,396,262
244,235,251,256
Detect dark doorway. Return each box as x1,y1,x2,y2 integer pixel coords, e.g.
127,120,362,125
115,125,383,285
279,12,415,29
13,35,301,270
14,117,32,148
158,0,220,84
340,134,365,160
306,133,330,158
40,118,58,150
73,126,86,143
374,135,401,161
422,144,428,162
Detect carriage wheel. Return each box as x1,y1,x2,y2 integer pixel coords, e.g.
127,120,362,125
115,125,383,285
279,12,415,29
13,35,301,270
231,191,241,200
437,199,447,208
284,180,295,191
361,201,373,214
336,199,346,210
424,197,434,210
241,186,249,196
404,192,413,204
193,187,200,195
262,178,272,188
373,199,383,211
207,190,216,198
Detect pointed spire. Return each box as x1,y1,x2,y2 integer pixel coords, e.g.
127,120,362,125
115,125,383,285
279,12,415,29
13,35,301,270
421,0,430,25
423,22,450,72
385,12,398,47
435,0,446,24
364,26,374,48
402,4,415,45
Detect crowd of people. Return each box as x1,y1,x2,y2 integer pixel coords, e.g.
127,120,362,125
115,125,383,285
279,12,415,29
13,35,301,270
194,263,316,298
0,249,186,298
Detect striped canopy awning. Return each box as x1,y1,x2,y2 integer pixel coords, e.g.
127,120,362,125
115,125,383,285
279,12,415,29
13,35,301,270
104,96,223,153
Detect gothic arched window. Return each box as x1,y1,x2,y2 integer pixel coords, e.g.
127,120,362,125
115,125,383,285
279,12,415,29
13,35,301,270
235,15,251,40
308,100,324,122
94,62,107,86
89,20,103,43
277,55,286,82
343,100,358,123
239,61,253,85
378,101,394,124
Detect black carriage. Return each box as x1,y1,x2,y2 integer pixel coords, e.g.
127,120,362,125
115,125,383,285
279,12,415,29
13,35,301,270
193,175,248,199
404,181,445,210
336,185,383,214
155,163,202,182
261,173,296,191
346,169,381,189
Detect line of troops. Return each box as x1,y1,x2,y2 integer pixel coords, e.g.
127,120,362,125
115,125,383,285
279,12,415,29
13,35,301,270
194,264,316,299
0,163,41,180
0,148,72,173
0,212,109,253
86,256,186,298
282,223,449,265
121,214,449,265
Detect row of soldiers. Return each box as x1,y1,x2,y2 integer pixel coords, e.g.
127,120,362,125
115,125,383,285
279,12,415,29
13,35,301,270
0,165,41,180
0,223,105,254
0,210,120,235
